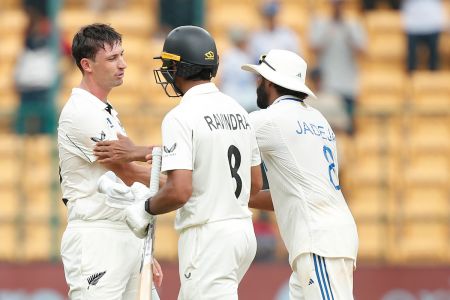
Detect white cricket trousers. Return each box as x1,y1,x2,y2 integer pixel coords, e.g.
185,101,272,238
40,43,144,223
61,220,143,300
177,218,257,300
289,253,355,300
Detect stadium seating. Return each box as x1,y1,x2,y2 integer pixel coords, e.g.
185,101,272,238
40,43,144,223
22,221,53,261
154,222,179,261
405,115,450,153
0,222,17,261
358,69,407,113
400,186,449,220
402,153,449,186
206,1,260,38
347,184,396,221
0,188,20,221
353,115,402,154
357,221,391,261
409,71,450,113
395,221,448,262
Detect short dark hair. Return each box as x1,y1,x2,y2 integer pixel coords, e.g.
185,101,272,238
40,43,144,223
273,83,309,100
72,23,122,72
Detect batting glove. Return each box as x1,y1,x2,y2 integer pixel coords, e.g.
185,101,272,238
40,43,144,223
97,171,135,208
130,181,153,202
125,197,154,239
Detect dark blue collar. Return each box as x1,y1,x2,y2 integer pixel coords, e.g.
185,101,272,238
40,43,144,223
273,96,304,105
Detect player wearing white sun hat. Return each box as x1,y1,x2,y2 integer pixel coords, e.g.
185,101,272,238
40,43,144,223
243,49,358,300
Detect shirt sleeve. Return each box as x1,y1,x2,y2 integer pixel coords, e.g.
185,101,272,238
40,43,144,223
250,124,262,167
248,110,275,154
161,110,193,173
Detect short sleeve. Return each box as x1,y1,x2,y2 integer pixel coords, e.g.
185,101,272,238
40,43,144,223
161,110,193,172
250,127,261,167
248,110,274,153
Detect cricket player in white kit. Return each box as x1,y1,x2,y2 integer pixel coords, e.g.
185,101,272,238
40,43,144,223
242,49,358,299
58,24,162,299
125,26,263,300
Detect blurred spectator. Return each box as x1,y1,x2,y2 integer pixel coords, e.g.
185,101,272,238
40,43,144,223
309,0,366,135
159,0,204,35
307,68,351,135
218,27,258,113
401,0,447,73
362,0,400,10
13,1,57,135
253,211,277,262
248,0,300,64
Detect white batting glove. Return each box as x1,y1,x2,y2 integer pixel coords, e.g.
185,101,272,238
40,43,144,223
130,181,153,202
125,198,154,239
97,171,135,208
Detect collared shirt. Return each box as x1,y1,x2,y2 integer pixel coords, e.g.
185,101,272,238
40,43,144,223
161,82,261,231
249,96,358,266
58,88,126,222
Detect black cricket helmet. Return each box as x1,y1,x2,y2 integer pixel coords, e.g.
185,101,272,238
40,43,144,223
153,25,219,97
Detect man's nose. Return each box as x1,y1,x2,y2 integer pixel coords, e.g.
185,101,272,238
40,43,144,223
119,56,127,69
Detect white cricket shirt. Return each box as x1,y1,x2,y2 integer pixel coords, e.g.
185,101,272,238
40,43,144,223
161,83,261,231
58,88,126,222
249,96,358,266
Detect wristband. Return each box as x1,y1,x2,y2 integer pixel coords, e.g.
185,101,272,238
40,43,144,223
145,198,152,214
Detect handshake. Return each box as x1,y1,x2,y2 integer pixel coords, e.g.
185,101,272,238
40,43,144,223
97,171,154,238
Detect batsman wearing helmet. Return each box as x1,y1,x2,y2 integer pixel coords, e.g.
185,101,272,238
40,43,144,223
125,26,263,299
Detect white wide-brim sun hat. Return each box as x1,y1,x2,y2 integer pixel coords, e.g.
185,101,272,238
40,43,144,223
241,49,316,99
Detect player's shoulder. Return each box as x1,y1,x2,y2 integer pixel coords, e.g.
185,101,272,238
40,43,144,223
161,103,192,130
60,93,104,128
248,109,271,128
306,104,329,121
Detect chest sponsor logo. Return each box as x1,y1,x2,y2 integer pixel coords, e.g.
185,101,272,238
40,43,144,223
90,131,106,142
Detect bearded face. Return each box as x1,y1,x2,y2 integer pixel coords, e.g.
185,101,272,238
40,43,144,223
256,78,270,109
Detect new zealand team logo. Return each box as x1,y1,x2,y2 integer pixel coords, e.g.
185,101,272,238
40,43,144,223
87,271,106,289
164,143,177,154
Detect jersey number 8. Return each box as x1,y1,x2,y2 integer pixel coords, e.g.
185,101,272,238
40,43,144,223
227,145,242,198
323,145,341,191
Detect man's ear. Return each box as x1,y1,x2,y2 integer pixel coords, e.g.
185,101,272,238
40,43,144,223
80,58,93,73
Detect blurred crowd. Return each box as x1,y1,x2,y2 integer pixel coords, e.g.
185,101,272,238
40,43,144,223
11,0,450,138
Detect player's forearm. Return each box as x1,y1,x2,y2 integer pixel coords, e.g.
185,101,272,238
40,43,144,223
129,145,153,162
249,189,274,211
105,161,150,186
147,179,191,215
